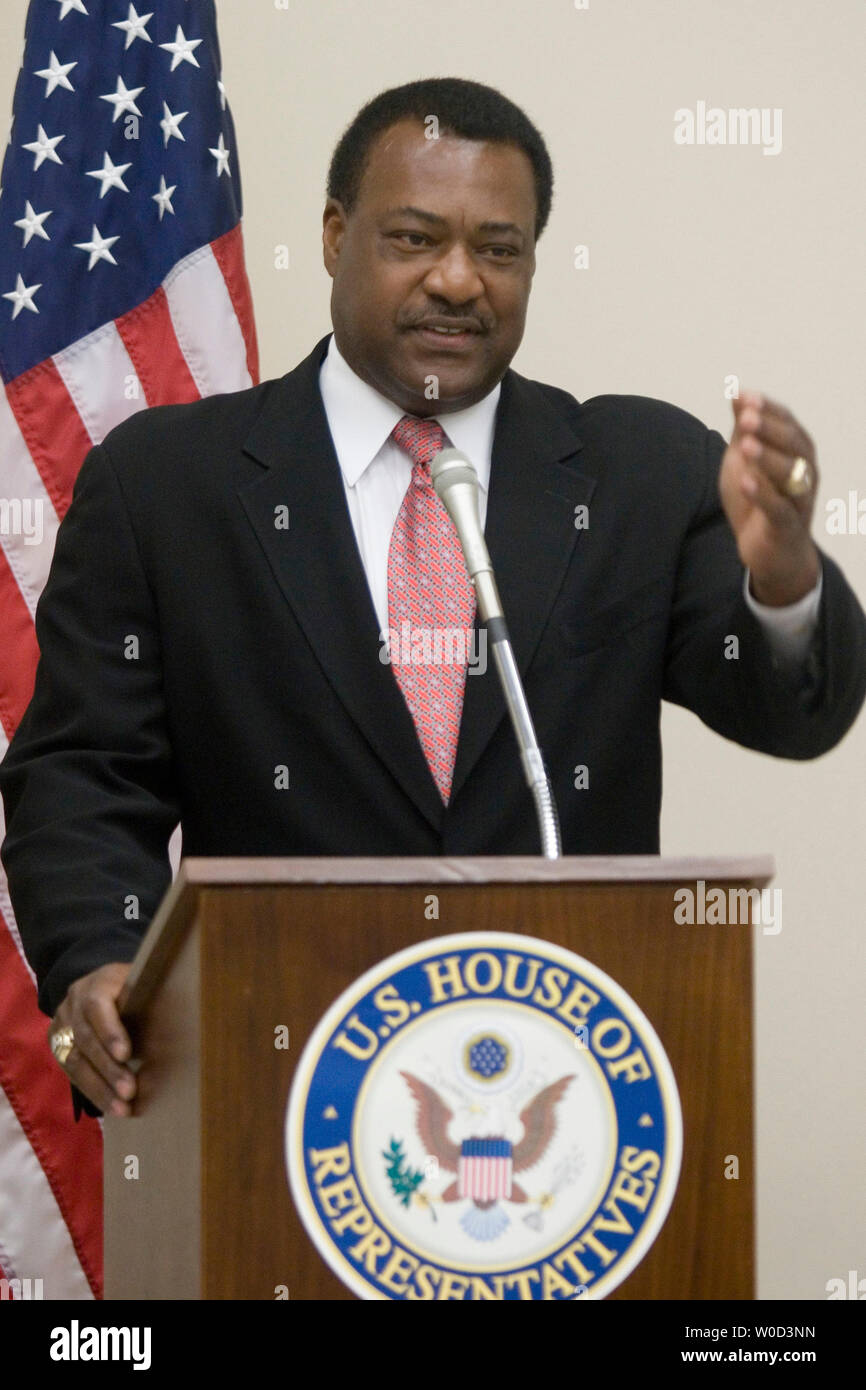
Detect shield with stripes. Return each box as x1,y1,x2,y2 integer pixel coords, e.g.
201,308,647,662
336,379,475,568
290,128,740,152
458,1138,513,1201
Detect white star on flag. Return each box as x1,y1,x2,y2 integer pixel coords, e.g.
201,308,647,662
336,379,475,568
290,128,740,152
112,6,153,49
217,80,227,111
209,133,231,177
160,102,188,146
21,124,65,170
53,0,88,18
14,201,53,246
85,152,132,198
73,224,119,270
160,26,203,72
3,274,42,318
34,52,78,97
99,77,144,122
152,175,176,221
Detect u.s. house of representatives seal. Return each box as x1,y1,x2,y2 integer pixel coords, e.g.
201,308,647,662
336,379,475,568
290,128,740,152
285,932,682,1300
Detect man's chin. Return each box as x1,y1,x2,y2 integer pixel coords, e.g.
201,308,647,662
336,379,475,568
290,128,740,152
386,355,499,415
398,382,489,416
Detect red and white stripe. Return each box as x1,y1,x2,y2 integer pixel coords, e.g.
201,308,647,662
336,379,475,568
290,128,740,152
458,1155,513,1202
0,224,258,1299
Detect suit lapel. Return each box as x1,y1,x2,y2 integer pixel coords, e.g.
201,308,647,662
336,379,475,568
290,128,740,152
237,337,445,832
449,369,596,802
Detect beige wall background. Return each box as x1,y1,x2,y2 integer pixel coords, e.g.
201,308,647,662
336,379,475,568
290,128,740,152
2,0,863,1299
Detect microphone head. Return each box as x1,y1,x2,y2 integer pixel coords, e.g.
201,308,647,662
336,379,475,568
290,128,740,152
431,446,500,617
431,447,479,500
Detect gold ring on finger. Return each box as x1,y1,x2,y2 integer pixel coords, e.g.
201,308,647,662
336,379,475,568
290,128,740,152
783,456,813,498
50,1026,75,1068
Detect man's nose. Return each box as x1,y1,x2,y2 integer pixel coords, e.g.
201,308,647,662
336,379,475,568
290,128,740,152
422,243,485,303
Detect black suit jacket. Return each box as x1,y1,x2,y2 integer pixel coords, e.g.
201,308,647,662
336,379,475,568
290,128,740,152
3,333,866,1041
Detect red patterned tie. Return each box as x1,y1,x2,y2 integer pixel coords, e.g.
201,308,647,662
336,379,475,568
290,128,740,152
387,414,476,803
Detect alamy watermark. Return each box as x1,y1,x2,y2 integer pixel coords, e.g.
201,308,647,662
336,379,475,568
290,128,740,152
49,1320,151,1370
674,102,782,157
379,623,487,675
0,497,44,546
673,880,782,935
0,1276,43,1299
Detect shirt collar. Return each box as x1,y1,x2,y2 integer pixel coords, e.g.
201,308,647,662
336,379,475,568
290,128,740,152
319,334,500,492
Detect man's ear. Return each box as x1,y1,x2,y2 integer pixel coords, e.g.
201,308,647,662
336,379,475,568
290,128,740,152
322,198,348,277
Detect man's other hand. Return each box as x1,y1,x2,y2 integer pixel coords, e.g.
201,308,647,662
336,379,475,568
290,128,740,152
49,963,136,1116
720,390,821,606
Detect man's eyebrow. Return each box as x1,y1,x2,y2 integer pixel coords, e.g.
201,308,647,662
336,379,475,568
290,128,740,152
477,220,525,243
382,207,526,243
383,205,448,226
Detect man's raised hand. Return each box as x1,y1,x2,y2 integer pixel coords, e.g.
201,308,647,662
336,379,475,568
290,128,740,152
720,390,821,607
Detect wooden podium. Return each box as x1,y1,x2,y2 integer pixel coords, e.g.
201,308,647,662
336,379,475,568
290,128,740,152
103,855,771,1301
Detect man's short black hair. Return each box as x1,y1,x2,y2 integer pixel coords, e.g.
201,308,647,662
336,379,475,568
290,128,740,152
327,77,554,240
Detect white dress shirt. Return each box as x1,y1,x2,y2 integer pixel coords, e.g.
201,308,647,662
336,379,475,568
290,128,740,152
318,336,820,664
319,336,499,637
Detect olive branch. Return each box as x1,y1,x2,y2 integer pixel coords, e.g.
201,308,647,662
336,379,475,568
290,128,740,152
382,1138,424,1208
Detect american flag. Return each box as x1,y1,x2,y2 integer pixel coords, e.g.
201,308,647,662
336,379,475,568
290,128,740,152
0,0,258,1299
458,1139,514,1201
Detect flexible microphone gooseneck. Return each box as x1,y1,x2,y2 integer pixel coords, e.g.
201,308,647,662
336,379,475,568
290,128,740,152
431,447,562,859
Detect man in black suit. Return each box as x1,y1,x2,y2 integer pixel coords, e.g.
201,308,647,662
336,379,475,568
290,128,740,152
2,78,865,1119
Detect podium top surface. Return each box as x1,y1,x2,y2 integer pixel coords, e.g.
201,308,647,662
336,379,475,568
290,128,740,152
121,854,774,1017
177,854,775,886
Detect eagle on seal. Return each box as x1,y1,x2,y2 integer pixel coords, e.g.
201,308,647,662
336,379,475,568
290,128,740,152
400,1071,575,1240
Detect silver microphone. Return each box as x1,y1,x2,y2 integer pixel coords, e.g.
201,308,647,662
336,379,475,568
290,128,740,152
429,449,504,625
431,447,561,859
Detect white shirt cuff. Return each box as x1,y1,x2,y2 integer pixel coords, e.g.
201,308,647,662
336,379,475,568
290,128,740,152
743,566,823,664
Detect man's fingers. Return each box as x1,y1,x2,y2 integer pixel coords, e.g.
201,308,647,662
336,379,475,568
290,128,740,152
739,461,798,528
733,389,796,423
50,963,137,1114
733,390,813,444
81,980,133,1064
63,1042,132,1116
740,435,813,499
729,392,818,521
67,1004,136,1098
735,407,815,466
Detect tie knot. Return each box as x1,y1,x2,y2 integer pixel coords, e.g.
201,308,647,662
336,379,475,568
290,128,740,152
392,414,446,469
